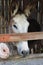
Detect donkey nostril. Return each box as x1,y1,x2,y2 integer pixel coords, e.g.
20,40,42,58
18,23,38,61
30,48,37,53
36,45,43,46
21,51,28,56
22,51,24,54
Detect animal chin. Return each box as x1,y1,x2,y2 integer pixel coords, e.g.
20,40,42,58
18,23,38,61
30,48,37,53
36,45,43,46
16,41,29,56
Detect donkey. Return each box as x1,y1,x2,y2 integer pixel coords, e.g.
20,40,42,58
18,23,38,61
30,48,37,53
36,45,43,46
10,0,41,57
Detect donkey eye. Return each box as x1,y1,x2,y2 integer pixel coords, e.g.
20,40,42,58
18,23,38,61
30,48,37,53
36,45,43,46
13,25,17,29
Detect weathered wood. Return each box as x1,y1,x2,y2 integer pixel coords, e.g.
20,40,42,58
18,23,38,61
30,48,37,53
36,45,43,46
0,53,43,61
9,53,43,60
11,53,43,60
0,32,43,42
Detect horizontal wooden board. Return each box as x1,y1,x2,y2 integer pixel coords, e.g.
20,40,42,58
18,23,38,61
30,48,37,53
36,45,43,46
0,32,43,42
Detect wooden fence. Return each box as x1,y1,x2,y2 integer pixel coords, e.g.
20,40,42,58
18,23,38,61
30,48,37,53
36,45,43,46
0,32,43,42
0,0,43,60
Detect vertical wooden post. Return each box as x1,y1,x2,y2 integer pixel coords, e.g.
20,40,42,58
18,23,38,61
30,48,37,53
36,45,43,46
1,0,5,34
8,0,12,33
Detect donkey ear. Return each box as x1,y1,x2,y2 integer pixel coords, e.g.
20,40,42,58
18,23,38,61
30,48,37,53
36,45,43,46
11,1,19,16
24,4,35,17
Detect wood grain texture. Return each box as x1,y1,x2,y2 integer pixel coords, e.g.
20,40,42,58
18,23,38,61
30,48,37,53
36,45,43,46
0,32,43,42
0,53,43,61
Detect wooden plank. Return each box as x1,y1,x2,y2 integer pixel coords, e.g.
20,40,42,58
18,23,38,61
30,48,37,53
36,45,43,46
11,53,43,60
0,32,43,42
9,53,43,60
0,53,43,61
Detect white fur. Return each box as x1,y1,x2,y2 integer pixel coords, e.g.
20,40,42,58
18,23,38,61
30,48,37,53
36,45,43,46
11,14,30,56
17,41,29,56
0,43,10,59
12,14,29,33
